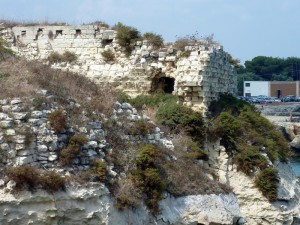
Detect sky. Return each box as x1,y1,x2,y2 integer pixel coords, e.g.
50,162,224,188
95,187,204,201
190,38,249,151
0,0,299,65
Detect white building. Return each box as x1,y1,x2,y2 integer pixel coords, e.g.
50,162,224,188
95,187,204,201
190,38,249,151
243,81,300,98
243,81,269,97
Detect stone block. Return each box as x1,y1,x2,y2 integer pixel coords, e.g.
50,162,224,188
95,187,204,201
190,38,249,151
0,120,13,128
17,156,34,165
87,149,97,157
31,111,44,118
48,153,58,161
1,105,10,113
87,141,98,148
17,149,34,156
10,98,22,105
15,144,24,151
37,145,48,152
6,129,15,136
0,99,8,105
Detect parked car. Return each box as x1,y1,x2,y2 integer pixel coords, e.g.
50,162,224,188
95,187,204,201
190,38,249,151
281,95,297,102
270,97,281,103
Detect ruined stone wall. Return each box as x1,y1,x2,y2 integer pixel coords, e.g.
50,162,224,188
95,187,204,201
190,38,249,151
1,24,237,113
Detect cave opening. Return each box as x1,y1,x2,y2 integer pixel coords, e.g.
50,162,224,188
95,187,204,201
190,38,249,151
151,77,175,94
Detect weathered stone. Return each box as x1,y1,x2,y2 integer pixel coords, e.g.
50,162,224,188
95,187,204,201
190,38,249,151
121,103,133,110
0,120,13,128
16,156,34,165
37,145,48,152
17,149,34,156
5,129,15,136
10,98,22,105
12,112,29,120
0,99,8,105
31,111,44,118
87,141,98,148
15,144,24,151
87,149,97,157
48,154,58,161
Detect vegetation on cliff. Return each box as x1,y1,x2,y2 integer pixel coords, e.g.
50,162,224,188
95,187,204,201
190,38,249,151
0,35,291,211
209,94,290,201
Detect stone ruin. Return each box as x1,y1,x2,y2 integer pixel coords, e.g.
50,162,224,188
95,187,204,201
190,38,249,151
0,24,237,114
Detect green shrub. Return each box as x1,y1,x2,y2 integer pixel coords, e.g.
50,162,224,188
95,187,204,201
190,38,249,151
211,112,241,152
143,32,164,49
47,51,77,64
101,49,115,62
91,159,107,182
7,165,66,193
156,100,193,132
0,73,10,79
69,134,87,146
179,50,191,58
60,145,80,166
130,144,165,214
59,134,86,166
182,111,206,144
62,51,77,63
174,38,190,51
47,52,63,64
131,168,164,214
24,127,33,147
48,110,67,133
126,120,156,136
128,93,177,109
255,167,279,202
0,37,14,59
85,20,109,28
235,148,268,175
209,93,251,117
115,192,141,210
40,171,65,193
135,144,158,169
7,165,40,192
113,22,141,56
32,96,48,110
185,140,208,160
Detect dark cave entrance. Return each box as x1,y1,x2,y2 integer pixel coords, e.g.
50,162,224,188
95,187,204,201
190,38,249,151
151,77,175,94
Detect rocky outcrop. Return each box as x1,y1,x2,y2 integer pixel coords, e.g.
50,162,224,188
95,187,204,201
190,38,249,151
213,144,300,225
0,183,242,225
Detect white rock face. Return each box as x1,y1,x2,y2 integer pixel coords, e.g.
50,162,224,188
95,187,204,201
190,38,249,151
0,184,242,225
215,145,300,225
158,193,241,225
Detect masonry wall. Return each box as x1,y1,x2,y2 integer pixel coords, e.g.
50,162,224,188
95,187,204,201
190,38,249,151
1,24,237,114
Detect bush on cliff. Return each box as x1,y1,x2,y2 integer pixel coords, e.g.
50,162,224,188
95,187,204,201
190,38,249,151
101,49,115,62
113,22,141,56
47,51,77,64
255,167,279,202
59,134,87,166
143,32,164,49
7,165,65,193
0,37,14,59
48,110,67,133
209,93,291,201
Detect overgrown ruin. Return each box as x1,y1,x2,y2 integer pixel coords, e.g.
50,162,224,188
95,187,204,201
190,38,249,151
0,24,237,113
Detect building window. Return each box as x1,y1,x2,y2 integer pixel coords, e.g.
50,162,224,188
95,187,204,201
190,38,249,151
21,31,26,37
56,30,63,37
245,83,250,87
75,29,81,37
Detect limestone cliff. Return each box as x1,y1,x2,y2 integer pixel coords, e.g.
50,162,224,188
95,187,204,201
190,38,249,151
0,184,241,225
212,144,300,224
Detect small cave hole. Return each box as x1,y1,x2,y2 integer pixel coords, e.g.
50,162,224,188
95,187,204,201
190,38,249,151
151,77,175,94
